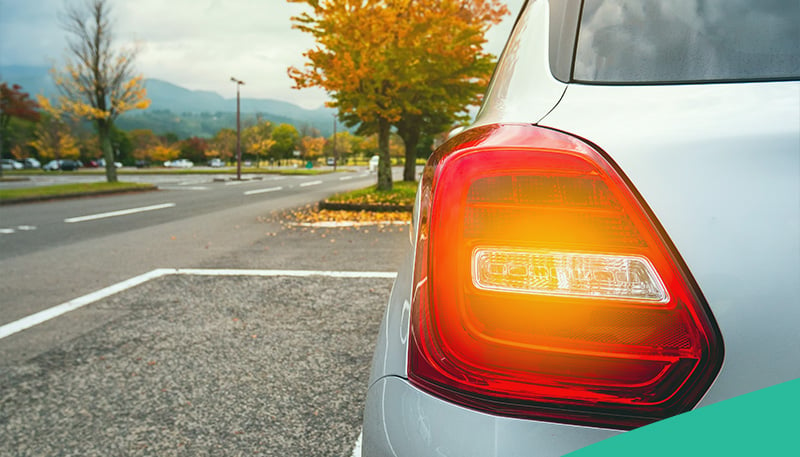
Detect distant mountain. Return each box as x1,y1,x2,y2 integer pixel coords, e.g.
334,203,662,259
0,65,337,138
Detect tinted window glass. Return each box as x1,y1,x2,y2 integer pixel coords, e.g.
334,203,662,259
574,0,800,82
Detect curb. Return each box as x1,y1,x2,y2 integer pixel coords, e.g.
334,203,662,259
0,185,158,206
318,201,413,212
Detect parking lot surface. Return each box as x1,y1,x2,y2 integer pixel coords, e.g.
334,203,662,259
1,215,408,456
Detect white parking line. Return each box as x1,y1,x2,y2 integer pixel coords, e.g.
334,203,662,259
351,431,362,457
0,228,15,234
0,268,397,340
299,180,323,187
64,203,176,223
339,176,354,181
243,186,283,196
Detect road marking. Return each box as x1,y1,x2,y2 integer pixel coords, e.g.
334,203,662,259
0,228,15,234
351,431,362,457
0,268,397,340
172,268,398,279
0,269,169,340
299,180,323,187
17,225,37,231
339,176,354,181
64,203,176,223
160,186,208,191
244,186,283,196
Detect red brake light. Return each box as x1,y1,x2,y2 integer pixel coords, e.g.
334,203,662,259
408,124,723,429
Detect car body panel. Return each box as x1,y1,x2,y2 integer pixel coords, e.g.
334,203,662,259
475,0,566,127
363,377,619,457
538,81,800,407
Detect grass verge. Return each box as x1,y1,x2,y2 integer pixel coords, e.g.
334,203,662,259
327,180,417,206
0,182,156,203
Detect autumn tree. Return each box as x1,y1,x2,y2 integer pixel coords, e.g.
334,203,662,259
52,0,150,182
180,136,209,163
300,136,326,160
288,0,507,188
0,83,41,176
324,130,354,162
209,128,236,161
29,95,80,162
243,121,275,167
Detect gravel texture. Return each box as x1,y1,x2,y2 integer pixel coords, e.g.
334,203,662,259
0,274,393,456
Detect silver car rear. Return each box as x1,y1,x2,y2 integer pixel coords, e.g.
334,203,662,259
363,0,799,455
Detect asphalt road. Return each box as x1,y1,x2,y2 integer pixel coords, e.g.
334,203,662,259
0,169,410,456
0,170,378,260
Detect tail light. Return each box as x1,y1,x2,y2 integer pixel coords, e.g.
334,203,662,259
408,124,723,429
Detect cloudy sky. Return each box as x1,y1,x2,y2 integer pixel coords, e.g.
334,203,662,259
0,0,525,109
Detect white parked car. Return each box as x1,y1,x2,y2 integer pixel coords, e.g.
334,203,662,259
368,155,379,172
1,159,23,170
164,159,194,168
362,0,799,455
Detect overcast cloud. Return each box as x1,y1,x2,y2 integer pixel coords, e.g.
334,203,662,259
0,0,524,109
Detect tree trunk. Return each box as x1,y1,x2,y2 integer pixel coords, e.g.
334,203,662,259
377,117,393,191
99,120,117,183
401,125,420,182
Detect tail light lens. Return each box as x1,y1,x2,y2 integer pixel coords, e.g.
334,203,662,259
408,124,723,429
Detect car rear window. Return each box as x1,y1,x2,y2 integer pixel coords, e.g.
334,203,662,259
573,0,800,83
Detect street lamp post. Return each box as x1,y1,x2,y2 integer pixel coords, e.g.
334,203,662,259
230,77,245,180
332,113,337,171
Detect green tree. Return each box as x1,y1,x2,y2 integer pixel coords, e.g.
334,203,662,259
269,123,300,164
1,83,41,176
52,0,150,182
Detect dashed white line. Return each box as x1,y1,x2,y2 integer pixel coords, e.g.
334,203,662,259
17,225,37,231
339,176,354,181
64,203,176,223
0,268,398,340
0,228,15,234
160,186,208,191
243,186,283,196
299,180,323,187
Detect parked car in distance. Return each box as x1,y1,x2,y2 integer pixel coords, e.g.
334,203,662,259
207,158,223,168
1,159,23,170
22,158,41,169
368,155,379,172
326,157,335,166
362,1,800,456
42,160,61,171
164,159,194,168
59,159,80,171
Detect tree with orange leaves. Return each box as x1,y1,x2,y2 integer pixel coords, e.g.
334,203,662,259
288,0,507,189
51,0,150,183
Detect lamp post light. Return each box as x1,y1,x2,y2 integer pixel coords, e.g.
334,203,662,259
230,77,245,180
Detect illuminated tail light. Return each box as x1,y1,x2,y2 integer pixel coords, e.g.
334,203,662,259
408,124,723,429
